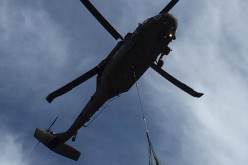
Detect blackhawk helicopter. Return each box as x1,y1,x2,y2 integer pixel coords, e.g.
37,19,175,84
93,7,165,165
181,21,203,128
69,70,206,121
34,0,203,161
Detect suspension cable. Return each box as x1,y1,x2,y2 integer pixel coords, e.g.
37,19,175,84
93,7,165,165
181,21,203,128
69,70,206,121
133,71,160,165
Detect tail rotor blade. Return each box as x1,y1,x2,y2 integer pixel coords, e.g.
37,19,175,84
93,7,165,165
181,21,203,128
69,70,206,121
46,66,99,103
34,116,58,150
34,141,41,150
47,116,58,132
160,0,179,14
151,63,203,98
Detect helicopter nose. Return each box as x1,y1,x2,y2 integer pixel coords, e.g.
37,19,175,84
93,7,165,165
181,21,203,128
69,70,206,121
161,13,178,40
163,13,177,30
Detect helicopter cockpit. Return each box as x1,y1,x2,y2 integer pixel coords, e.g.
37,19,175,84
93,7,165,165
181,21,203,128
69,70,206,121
160,13,178,40
140,13,177,39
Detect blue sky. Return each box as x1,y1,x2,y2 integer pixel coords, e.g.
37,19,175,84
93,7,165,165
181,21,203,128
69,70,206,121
1,0,248,165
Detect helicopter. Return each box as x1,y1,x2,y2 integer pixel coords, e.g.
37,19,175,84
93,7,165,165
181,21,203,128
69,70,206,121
34,0,203,161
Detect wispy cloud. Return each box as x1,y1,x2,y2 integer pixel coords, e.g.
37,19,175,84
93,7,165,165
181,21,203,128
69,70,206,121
0,1,71,163
0,0,80,108
144,0,248,165
1,0,247,164
0,132,30,165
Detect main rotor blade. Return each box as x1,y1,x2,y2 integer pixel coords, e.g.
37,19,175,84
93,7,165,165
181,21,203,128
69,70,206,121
80,0,123,40
160,0,179,14
46,66,99,103
151,63,203,98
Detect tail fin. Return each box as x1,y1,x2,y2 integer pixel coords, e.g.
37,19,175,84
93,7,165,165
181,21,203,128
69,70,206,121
34,128,81,161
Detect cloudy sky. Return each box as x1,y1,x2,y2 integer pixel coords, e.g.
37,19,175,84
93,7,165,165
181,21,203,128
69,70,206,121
1,0,248,165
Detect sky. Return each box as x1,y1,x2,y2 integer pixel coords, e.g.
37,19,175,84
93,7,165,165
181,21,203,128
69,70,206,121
1,0,248,165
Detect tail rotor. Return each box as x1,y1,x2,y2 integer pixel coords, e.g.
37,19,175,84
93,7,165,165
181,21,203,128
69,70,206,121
34,116,58,149
46,116,58,133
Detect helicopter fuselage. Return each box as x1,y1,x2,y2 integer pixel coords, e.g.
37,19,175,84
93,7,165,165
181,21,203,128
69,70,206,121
34,1,203,161
57,13,178,144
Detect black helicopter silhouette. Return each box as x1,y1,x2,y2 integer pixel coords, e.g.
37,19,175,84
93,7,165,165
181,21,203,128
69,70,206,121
34,0,203,161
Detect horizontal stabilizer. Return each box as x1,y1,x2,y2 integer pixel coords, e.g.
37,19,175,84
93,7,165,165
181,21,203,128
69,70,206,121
34,128,81,161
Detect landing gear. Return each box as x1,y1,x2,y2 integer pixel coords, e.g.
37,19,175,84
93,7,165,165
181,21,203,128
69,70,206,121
156,54,165,68
72,131,77,142
161,45,171,56
157,60,164,68
72,136,76,142
47,130,55,135
156,46,171,68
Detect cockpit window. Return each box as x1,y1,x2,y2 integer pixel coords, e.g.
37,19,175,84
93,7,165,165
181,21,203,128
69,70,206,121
142,15,158,25
142,18,150,24
152,14,162,20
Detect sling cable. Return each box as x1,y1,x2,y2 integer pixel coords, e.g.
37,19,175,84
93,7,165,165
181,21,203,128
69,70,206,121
133,71,160,165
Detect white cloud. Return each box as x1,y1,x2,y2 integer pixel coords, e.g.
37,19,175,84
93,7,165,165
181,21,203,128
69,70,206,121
0,0,74,107
144,0,248,165
0,131,30,165
1,0,248,164
0,0,69,68
0,126,52,165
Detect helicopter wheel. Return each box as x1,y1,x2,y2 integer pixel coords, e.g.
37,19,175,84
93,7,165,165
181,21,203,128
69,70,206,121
157,60,164,68
72,131,77,142
72,135,76,142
